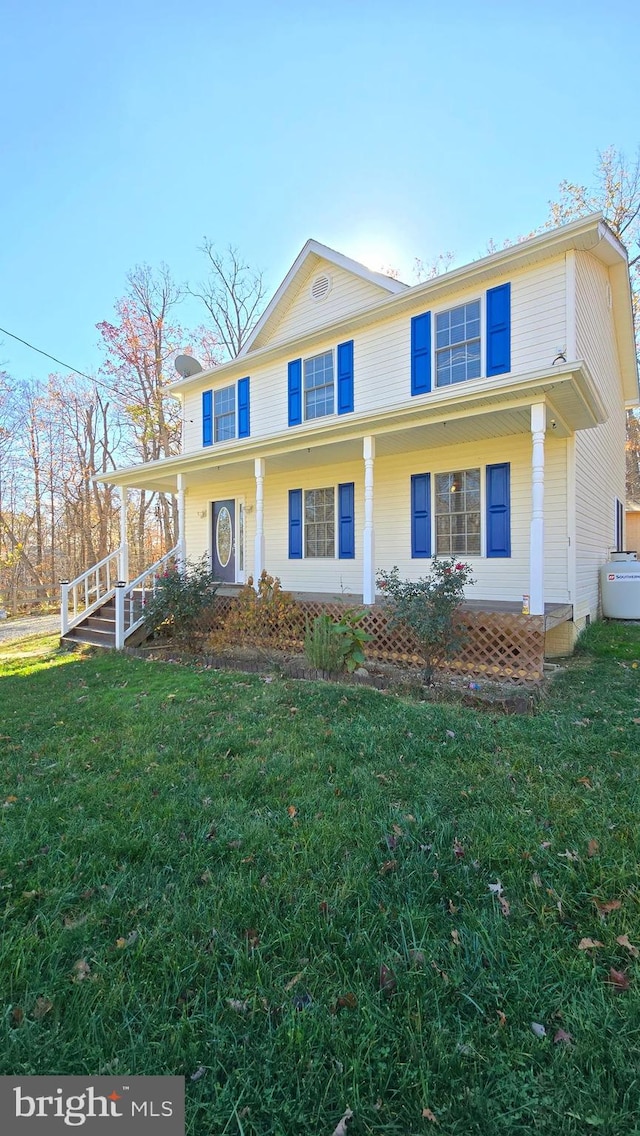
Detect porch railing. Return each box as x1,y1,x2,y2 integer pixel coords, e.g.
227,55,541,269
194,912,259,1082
114,546,180,649
60,550,122,636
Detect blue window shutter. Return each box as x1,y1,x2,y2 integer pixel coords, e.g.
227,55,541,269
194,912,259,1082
486,462,511,557
486,283,511,376
289,489,303,558
288,359,302,426
202,390,212,446
338,482,355,558
411,312,431,395
237,377,250,438
337,340,354,414
411,473,431,557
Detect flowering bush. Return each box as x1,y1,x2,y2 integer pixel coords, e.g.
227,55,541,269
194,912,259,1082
376,558,475,683
143,556,220,649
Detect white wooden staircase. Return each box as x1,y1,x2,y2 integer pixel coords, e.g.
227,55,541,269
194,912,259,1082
60,547,179,651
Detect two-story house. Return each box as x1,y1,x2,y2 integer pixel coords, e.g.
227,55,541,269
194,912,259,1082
63,213,638,674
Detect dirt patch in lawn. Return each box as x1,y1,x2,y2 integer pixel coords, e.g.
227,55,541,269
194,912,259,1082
127,640,546,714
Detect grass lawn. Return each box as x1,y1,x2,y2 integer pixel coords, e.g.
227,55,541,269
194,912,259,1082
1,626,639,1135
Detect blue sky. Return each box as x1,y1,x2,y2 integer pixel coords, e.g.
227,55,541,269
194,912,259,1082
1,0,639,385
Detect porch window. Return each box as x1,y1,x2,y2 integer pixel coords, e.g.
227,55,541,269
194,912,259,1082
214,385,236,441
435,300,481,386
435,468,481,555
304,487,335,557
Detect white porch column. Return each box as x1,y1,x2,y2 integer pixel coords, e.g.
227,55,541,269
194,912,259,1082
176,474,186,571
254,458,265,588
529,403,546,616
119,489,129,582
363,436,376,605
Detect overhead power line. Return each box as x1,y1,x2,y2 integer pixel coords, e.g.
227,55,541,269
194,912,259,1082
0,324,95,382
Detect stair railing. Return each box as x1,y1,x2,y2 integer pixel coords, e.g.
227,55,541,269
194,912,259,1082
114,546,180,649
60,550,122,637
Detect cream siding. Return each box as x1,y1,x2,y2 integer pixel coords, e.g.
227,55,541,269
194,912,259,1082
259,260,394,349
180,435,569,602
573,251,627,618
181,256,569,454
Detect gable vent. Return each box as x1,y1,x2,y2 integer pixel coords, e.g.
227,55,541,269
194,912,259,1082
310,273,331,301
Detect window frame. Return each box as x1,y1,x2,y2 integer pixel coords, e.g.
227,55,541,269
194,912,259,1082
213,383,237,443
303,348,336,421
434,295,483,389
434,467,482,557
304,486,336,559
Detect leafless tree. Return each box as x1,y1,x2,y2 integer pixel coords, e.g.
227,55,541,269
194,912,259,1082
188,243,267,358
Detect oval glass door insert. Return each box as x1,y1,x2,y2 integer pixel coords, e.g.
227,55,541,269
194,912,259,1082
216,507,232,567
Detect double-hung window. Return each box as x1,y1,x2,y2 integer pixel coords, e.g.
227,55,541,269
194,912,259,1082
214,385,236,442
304,352,334,419
435,301,481,387
288,341,354,426
434,468,481,555
304,487,335,557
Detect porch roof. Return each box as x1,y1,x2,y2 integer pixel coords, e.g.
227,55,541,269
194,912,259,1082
100,360,606,494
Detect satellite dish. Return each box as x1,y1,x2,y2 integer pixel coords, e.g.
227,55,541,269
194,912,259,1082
175,354,203,378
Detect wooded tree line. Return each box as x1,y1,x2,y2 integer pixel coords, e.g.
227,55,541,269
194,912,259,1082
0,250,266,611
0,149,638,612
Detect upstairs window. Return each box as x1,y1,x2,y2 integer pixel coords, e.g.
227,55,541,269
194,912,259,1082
304,352,334,419
435,468,481,555
435,301,481,387
214,385,236,442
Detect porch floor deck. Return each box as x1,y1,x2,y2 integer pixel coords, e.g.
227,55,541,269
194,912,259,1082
216,586,573,633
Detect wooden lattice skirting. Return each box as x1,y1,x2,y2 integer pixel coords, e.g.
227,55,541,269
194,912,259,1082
198,597,545,684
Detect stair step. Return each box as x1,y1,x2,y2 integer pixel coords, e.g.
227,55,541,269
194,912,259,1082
63,626,116,647
86,615,116,631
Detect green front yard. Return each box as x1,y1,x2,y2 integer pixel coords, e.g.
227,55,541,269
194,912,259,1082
1,627,639,1134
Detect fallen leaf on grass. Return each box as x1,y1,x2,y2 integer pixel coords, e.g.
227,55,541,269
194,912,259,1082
379,860,398,875
448,899,459,914
453,840,465,859
616,934,640,958
31,997,54,1020
607,968,631,992
499,896,511,918
488,880,504,896
496,1010,507,1027
532,872,543,888
587,839,599,858
332,993,358,1013
63,912,89,930
576,776,593,789
293,992,313,1011
408,949,425,969
379,964,397,998
71,959,91,982
578,938,604,950
431,961,449,984
284,970,305,992
450,929,461,946
190,1066,206,1082
10,1006,24,1026
226,999,249,1015
553,1029,574,1044
422,1107,439,1123
594,898,622,918
287,805,298,818
446,730,456,739
383,834,398,851
531,1022,546,1038
244,928,260,949
331,1108,353,1136
558,849,580,862
115,930,138,949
